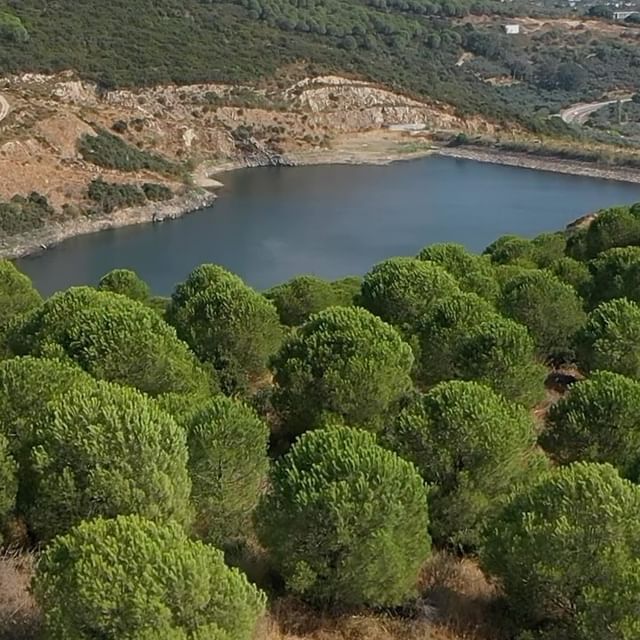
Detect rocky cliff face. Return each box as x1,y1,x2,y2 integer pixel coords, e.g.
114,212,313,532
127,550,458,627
0,71,499,208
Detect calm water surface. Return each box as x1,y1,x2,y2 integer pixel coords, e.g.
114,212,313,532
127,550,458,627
16,156,640,296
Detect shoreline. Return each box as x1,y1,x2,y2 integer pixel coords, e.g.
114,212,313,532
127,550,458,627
4,140,640,261
1,190,217,260
437,146,640,184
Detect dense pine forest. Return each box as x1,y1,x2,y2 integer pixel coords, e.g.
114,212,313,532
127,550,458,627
1,200,640,639
0,0,639,132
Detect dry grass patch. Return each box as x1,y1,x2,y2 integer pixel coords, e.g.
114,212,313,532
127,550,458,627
0,550,40,640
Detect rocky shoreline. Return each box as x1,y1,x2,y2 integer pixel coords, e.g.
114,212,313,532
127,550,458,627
4,140,640,261
0,189,217,260
437,146,640,184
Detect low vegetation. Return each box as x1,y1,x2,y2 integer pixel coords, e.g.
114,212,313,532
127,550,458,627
1,199,640,640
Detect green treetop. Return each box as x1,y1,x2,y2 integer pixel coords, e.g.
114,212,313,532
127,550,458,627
499,270,586,360
384,380,544,549
8,286,212,397
271,306,414,436
21,380,192,541
359,256,459,330
542,371,640,477
576,298,640,378
256,425,429,607
482,463,640,640
34,515,266,640
167,264,283,393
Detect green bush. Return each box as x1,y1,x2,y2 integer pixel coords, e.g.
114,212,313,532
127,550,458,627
530,232,566,267
330,275,361,306
415,292,497,385
167,265,283,393
0,357,93,466
568,205,640,260
9,286,212,397
184,396,270,545
499,270,586,360
98,268,151,302
88,178,146,213
547,256,591,296
79,129,181,176
575,298,640,378
483,235,535,266
271,306,414,435
359,257,459,330
384,381,543,549
0,192,55,237
0,261,41,353
454,316,547,406
265,275,339,326
21,380,192,540
34,515,266,640
482,463,640,640
256,425,429,607
588,246,640,308
417,243,499,302
0,433,17,542
142,182,173,201
542,371,640,477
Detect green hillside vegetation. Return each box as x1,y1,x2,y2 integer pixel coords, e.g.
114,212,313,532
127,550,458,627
0,0,638,134
3,200,640,638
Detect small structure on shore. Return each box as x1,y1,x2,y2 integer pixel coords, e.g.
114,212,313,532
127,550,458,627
503,24,520,34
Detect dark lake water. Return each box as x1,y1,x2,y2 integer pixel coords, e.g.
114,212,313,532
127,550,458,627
16,156,640,296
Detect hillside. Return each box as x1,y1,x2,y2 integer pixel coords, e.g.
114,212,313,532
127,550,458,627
0,0,638,128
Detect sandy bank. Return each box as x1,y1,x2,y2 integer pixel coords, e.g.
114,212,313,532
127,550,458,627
1,189,217,260
438,146,640,184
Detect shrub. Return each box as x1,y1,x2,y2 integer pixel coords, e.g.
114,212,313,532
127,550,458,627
588,246,640,308
271,306,414,435
571,205,640,260
265,275,339,326
359,257,459,330
384,381,543,548
483,234,535,266
415,292,497,385
575,298,640,378
20,380,192,540
34,515,266,640
542,371,640,477
482,463,640,640
79,128,181,175
454,316,546,406
417,243,499,301
547,256,591,296
8,287,212,397
499,270,586,360
0,433,17,542
184,396,270,545
0,192,55,236
167,265,283,393
0,357,92,466
87,178,146,213
142,182,173,201
97,268,151,302
530,232,566,267
330,275,361,306
256,425,429,607
0,261,41,353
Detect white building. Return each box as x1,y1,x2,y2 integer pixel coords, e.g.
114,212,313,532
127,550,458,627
503,24,521,34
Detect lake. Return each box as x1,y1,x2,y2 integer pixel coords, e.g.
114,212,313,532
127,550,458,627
16,156,640,296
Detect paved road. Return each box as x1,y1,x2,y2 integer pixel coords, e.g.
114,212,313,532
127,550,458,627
560,98,631,125
0,94,9,123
